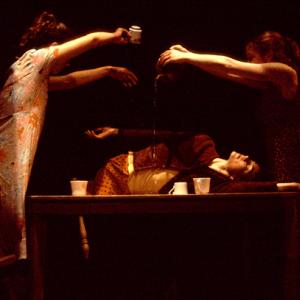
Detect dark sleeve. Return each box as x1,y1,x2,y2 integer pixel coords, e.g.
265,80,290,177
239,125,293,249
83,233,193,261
118,129,194,141
212,181,278,193
175,134,220,166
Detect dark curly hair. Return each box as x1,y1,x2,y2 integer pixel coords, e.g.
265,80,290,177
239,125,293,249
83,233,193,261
18,11,72,54
245,31,300,73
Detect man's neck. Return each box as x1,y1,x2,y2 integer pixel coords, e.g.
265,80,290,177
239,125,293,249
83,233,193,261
208,158,231,178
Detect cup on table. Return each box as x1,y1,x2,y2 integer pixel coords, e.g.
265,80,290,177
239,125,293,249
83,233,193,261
193,177,211,194
168,182,188,195
70,180,88,196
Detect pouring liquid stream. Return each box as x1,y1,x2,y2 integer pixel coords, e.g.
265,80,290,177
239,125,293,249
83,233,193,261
151,77,159,167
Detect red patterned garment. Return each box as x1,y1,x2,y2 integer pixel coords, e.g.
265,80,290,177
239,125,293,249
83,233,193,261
0,47,55,258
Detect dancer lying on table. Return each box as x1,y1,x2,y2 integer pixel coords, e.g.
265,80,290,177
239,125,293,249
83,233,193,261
86,127,300,194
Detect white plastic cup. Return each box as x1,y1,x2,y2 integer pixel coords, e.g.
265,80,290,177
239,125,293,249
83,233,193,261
193,178,211,194
168,182,188,195
129,25,142,44
70,180,88,196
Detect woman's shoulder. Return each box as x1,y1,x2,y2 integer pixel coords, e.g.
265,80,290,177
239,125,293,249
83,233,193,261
15,47,53,64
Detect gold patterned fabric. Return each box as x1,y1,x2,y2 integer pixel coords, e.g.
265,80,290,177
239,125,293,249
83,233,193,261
93,134,219,195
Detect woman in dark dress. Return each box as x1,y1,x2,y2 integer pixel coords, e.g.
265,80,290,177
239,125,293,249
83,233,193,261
157,31,300,182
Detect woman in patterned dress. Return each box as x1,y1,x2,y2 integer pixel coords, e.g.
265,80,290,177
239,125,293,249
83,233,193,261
157,31,300,182
0,11,138,258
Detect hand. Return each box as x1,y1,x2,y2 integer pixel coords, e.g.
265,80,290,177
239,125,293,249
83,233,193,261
170,44,189,52
156,44,189,71
109,67,138,88
85,127,119,139
113,28,130,44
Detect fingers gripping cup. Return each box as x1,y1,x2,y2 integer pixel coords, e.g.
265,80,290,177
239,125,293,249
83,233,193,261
70,180,88,196
129,25,142,44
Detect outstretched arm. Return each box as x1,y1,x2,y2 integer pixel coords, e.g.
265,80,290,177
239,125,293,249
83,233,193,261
50,27,130,74
157,45,298,100
49,66,138,90
85,127,195,140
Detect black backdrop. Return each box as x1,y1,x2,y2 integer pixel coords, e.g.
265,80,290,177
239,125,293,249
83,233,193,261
1,0,300,194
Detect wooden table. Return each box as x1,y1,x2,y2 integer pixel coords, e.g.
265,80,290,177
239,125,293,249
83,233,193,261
26,193,300,300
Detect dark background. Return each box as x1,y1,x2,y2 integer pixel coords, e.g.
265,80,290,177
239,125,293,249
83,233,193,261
1,0,300,194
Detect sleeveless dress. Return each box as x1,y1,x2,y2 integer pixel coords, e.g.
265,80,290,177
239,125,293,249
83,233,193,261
0,47,55,258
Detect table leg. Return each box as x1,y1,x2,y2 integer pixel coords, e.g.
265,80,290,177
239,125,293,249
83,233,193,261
27,215,45,300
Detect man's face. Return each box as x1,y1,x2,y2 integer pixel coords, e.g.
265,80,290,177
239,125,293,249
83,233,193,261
226,151,258,180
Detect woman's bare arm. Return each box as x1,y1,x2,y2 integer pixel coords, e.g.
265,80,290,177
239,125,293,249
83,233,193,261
50,28,130,73
49,66,138,90
158,45,298,100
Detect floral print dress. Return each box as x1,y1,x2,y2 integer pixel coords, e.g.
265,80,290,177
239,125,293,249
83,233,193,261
0,47,54,258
